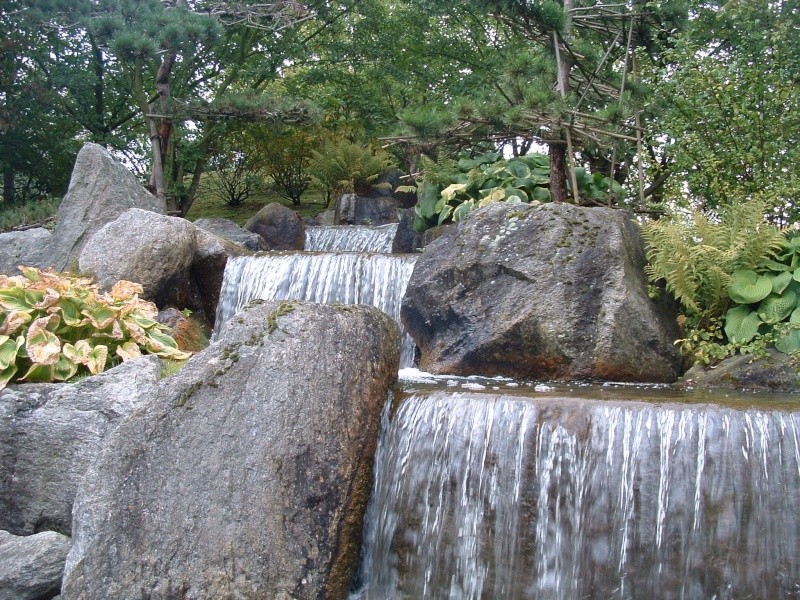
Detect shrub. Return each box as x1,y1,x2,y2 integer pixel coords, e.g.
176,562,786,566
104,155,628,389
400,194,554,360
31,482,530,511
0,267,191,389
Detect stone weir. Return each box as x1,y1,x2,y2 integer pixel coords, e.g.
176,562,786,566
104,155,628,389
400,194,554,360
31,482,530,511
305,224,399,253
215,252,418,367
355,391,800,599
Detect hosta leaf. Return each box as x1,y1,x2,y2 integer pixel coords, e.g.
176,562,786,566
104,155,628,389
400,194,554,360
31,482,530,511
53,355,78,382
54,299,84,326
479,188,506,204
21,363,54,382
758,258,790,272
757,290,797,324
775,328,800,354
0,311,31,336
26,327,61,365
452,199,475,222
724,305,762,344
110,280,143,302
116,340,142,362
531,186,551,202
62,340,92,364
505,161,531,179
82,305,117,329
86,345,109,375
0,336,20,370
437,204,453,226
770,270,794,294
0,288,33,311
0,363,18,391
728,270,773,304
441,183,467,202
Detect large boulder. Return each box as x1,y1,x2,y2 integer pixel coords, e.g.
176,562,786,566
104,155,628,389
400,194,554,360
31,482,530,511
193,217,266,251
0,228,52,275
336,194,398,226
78,208,195,307
0,530,71,600
401,202,681,382
44,143,165,271
0,356,162,535
63,301,400,599
244,202,305,250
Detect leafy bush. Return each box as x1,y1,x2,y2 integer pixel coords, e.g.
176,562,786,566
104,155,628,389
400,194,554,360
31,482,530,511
412,151,624,232
307,139,395,207
0,268,191,389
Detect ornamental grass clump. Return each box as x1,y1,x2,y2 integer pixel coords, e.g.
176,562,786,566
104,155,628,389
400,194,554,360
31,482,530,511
0,267,191,389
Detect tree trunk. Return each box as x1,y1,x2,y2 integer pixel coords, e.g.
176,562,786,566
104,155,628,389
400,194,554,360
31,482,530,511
3,167,15,205
549,142,568,203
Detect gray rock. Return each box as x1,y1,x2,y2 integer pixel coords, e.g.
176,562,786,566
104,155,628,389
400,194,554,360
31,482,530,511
44,143,165,272
391,209,424,254
0,228,52,275
244,202,305,250
63,301,400,600
0,356,162,535
193,217,266,251
401,202,681,382
78,209,195,307
0,530,71,600
191,228,247,327
336,194,398,226
678,348,800,392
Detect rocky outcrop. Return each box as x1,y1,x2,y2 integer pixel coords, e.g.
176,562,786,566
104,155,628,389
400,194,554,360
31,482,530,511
193,217,266,251
0,530,71,600
401,202,681,382
678,349,800,392
244,202,305,250
78,209,195,307
63,301,400,599
337,194,398,226
190,227,248,325
0,228,52,275
0,357,161,536
44,143,165,271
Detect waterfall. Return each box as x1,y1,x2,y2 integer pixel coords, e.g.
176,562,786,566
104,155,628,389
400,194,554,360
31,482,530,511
306,224,398,253
356,391,800,599
214,252,418,367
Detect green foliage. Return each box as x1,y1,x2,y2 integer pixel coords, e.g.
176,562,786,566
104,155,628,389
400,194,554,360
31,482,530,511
257,130,313,207
413,151,624,231
0,196,60,232
642,201,784,319
0,268,191,389
307,139,395,207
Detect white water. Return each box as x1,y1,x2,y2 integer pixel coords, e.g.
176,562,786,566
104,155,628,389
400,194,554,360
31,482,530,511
306,224,398,253
214,252,418,367
356,392,800,599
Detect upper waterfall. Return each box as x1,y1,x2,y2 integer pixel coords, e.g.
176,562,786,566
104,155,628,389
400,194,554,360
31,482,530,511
305,224,399,253
214,252,418,367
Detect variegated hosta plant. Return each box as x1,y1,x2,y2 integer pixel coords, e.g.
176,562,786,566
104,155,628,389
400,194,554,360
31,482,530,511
0,266,191,390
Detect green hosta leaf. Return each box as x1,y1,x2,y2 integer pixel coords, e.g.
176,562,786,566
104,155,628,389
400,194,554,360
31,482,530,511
82,304,117,329
437,204,453,226
0,335,23,370
724,305,762,344
479,188,506,205
791,306,800,324
531,187,551,202
0,363,18,391
116,340,142,362
0,311,31,336
770,270,794,294
62,340,92,364
55,299,85,326
775,328,800,354
417,181,440,219
21,363,54,382
758,258,790,272
53,355,78,382
505,161,531,179
505,189,527,203
757,290,797,324
793,269,800,283
453,199,475,222
728,270,773,304
146,329,191,360
0,288,33,311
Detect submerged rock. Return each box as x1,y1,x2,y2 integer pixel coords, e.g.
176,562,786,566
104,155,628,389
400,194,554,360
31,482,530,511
401,202,681,382
63,301,400,599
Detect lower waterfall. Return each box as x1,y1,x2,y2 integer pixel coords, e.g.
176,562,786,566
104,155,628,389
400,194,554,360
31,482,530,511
305,224,399,253
355,391,800,599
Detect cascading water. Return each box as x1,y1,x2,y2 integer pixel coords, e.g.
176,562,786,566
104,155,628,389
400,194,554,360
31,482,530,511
306,224,399,253
355,390,800,599
214,252,418,367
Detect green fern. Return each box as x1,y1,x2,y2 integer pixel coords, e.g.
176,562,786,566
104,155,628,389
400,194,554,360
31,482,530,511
642,201,785,322
307,139,395,206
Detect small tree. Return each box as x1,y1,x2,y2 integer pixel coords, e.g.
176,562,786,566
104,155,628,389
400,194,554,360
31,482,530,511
205,145,262,207
258,131,312,207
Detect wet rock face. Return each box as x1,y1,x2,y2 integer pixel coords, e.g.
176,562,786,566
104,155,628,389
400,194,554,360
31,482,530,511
63,301,400,600
401,202,681,382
